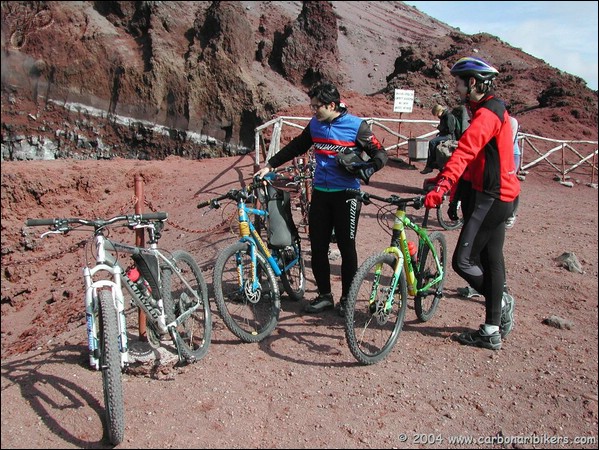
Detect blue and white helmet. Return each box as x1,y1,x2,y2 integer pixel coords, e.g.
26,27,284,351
450,56,499,81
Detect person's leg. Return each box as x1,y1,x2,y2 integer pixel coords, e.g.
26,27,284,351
331,191,361,298
422,136,444,173
506,195,519,228
452,192,510,316
308,190,334,295
453,193,512,349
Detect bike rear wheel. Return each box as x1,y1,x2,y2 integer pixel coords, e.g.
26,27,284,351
98,290,125,445
161,250,212,363
415,231,447,322
344,253,407,365
278,242,306,301
437,200,463,230
214,242,280,342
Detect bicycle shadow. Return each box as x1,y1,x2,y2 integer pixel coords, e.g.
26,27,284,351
253,306,357,367
402,318,470,339
1,345,114,448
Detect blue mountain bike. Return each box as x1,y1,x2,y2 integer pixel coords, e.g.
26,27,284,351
198,174,305,342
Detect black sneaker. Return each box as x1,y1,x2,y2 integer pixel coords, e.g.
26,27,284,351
457,286,482,299
420,167,433,174
500,293,515,338
337,296,347,317
455,325,502,350
304,293,334,313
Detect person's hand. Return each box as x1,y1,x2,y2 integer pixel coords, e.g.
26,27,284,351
349,161,376,184
254,166,271,179
424,177,452,209
357,164,376,185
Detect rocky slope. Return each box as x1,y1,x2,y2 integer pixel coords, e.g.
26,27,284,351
1,0,597,161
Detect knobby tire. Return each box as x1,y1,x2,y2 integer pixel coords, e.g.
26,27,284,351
344,253,407,365
161,250,212,363
436,201,463,231
98,290,125,445
213,242,280,342
414,231,447,322
278,242,306,301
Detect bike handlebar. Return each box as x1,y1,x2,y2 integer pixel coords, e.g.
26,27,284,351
346,189,426,210
25,212,168,229
197,174,280,210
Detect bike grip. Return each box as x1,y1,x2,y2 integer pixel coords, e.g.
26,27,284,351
140,212,168,221
197,199,211,209
26,218,58,226
263,171,277,181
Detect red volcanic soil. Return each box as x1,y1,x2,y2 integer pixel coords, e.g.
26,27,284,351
1,151,597,448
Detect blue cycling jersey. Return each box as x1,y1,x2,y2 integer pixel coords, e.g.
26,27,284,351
309,113,364,190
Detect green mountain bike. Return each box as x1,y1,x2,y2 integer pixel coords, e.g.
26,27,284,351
343,190,447,365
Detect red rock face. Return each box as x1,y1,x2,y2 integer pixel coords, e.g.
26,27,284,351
1,0,597,154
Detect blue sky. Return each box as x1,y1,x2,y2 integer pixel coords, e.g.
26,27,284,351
403,1,598,90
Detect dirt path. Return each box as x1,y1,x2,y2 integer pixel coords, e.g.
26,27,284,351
1,155,597,448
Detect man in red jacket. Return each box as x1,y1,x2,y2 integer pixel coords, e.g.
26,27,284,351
425,57,520,350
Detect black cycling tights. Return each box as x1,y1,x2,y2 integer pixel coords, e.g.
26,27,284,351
453,188,514,326
308,189,361,298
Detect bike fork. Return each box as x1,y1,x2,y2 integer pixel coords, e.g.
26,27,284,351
83,267,100,370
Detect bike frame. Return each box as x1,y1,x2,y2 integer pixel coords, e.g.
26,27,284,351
373,205,444,306
236,197,299,289
81,226,203,370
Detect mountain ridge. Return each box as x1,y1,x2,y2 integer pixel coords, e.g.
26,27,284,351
1,1,597,161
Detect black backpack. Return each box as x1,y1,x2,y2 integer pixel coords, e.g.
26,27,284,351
452,105,470,139
265,185,299,248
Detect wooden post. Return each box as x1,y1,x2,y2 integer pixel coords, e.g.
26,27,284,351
134,174,147,341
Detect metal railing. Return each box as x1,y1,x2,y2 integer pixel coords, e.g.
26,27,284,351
254,116,598,186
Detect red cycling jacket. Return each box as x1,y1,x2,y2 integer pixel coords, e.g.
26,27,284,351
440,95,520,202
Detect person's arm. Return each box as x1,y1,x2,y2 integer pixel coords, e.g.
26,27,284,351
268,125,313,167
441,108,500,185
255,125,313,178
355,121,388,170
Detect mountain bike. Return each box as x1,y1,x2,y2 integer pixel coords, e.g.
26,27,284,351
25,213,211,445
198,175,305,342
343,190,447,365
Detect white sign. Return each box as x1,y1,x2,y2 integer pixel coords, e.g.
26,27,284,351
393,89,414,113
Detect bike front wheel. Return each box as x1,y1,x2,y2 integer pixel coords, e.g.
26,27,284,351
344,253,408,365
214,242,280,342
98,289,125,445
278,242,306,301
415,231,447,322
161,250,212,363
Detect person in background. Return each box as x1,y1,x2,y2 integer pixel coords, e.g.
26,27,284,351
420,104,457,174
254,81,388,317
424,56,520,350
505,115,521,228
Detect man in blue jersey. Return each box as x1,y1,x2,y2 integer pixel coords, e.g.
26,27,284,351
255,81,388,316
